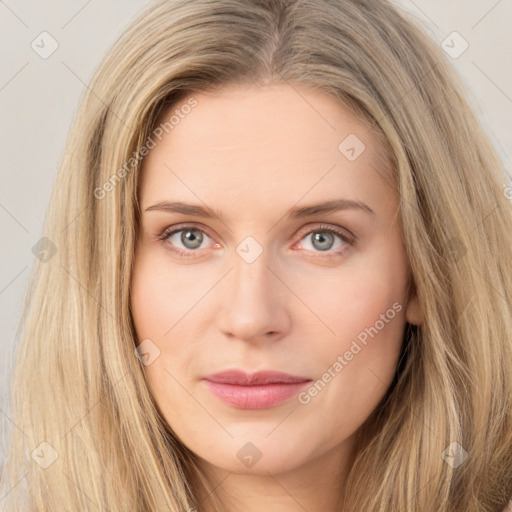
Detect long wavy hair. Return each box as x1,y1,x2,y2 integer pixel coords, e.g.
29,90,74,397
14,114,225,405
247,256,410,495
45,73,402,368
2,0,511,510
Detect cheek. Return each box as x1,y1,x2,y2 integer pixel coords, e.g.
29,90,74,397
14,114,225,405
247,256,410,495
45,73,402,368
130,248,209,337
130,249,212,414
295,301,406,451
290,245,408,349
130,248,164,337
292,243,408,413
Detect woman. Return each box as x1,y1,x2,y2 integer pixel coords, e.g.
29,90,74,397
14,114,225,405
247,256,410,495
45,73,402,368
1,0,511,510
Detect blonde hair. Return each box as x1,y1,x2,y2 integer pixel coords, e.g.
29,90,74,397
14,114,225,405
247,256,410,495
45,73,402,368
2,0,511,510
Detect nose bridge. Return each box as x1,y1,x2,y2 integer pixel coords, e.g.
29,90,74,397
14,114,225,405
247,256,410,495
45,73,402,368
231,231,274,293
231,246,275,310
216,242,289,342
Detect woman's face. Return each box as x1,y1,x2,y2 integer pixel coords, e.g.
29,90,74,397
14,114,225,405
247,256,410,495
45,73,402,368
130,83,422,478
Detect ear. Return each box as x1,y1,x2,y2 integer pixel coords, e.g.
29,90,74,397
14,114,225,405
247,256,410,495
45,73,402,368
405,282,423,326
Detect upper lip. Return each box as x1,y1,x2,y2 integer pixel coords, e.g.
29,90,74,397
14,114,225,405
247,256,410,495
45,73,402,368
203,370,311,385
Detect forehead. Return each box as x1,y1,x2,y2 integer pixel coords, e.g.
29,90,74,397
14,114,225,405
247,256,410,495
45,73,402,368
139,84,396,215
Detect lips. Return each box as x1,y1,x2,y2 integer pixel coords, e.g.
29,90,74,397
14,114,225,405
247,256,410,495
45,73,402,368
202,370,312,409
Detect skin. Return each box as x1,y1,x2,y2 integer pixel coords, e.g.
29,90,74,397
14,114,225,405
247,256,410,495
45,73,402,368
130,82,423,511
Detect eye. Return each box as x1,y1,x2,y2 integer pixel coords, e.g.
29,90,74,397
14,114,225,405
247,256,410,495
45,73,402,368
295,224,355,257
158,224,217,258
157,223,356,259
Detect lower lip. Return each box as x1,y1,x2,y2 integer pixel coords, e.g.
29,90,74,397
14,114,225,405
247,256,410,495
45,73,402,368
203,380,310,409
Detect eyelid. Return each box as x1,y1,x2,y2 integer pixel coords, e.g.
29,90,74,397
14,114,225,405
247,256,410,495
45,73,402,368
157,222,217,243
294,223,356,246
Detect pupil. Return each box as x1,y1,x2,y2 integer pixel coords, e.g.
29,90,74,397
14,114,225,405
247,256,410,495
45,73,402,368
313,232,333,251
182,229,203,249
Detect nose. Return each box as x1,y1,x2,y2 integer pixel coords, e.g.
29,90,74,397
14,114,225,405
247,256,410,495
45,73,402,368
215,251,292,344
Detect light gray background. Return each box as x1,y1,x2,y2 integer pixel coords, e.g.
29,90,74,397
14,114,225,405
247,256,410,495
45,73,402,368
1,0,511,443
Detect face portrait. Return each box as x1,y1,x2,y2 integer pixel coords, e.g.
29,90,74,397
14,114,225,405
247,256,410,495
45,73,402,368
3,0,511,507
130,83,423,501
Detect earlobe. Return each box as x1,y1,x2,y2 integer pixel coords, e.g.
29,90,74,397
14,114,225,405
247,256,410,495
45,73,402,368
405,289,423,326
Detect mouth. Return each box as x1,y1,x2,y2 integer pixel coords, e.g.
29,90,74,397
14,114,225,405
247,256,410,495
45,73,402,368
202,370,312,409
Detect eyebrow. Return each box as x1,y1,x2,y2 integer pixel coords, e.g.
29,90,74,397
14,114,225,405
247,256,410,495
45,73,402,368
144,199,375,220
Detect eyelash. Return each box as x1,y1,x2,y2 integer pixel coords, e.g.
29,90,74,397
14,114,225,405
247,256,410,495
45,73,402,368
157,223,356,260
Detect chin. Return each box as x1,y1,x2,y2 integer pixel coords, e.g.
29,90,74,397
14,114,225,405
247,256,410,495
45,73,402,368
185,426,321,476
